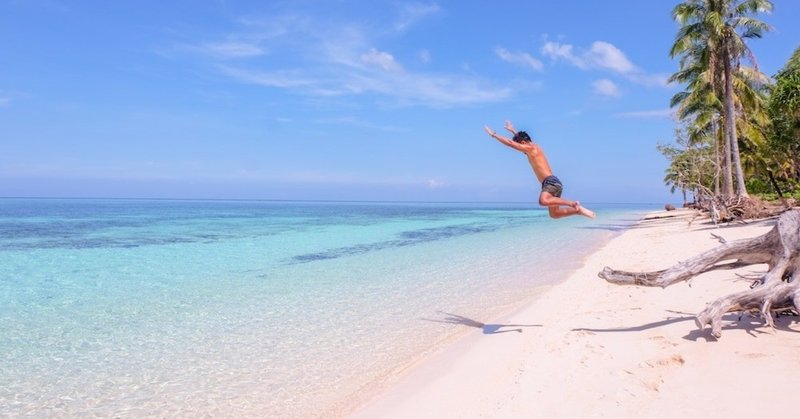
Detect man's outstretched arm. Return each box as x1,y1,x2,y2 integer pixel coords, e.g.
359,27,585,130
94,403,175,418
484,126,529,152
504,120,517,135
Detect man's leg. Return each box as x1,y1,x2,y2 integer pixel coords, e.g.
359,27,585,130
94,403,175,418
547,205,580,219
539,191,577,209
540,191,578,219
540,192,595,219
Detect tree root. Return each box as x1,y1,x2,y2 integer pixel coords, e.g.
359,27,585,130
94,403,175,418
599,209,800,337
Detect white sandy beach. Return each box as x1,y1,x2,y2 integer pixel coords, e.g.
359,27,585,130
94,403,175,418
350,208,800,418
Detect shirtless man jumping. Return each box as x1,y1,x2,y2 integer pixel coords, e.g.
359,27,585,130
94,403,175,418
485,120,595,219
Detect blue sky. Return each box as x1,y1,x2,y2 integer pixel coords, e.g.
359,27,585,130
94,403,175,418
1,1,798,203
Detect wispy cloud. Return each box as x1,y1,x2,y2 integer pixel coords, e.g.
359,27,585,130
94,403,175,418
186,13,510,108
220,61,510,106
592,79,620,97
626,73,670,87
360,48,404,72
615,109,675,119
586,41,636,73
394,2,442,31
494,47,543,71
218,66,316,89
542,40,633,73
541,40,668,87
0,162,437,189
427,178,447,189
541,41,582,67
0,97,10,107
197,41,265,58
418,49,431,64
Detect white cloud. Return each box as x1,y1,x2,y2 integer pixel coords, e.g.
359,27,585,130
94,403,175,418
221,63,510,107
494,47,543,71
542,40,635,73
627,73,670,87
0,97,10,107
176,13,511,108
427,178,447,189
587,41,636,73
542,40,666,87
360,48,404,72
593,79,620,97
615,109,675,119
419,49,431,64
218,66,315,89
541,41,585,68
395,3,442,31
205,16,509,107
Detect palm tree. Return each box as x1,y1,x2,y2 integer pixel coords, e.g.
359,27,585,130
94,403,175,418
669,15,730,196
670,0,773,199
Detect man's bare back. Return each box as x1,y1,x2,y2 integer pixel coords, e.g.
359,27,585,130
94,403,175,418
484,120,595,219
523,144,554,183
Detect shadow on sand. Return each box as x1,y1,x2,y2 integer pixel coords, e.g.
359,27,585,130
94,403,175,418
573,310,799,342
572,315,697,334
681,312,800,341
575,220,661,232
423,311,542,334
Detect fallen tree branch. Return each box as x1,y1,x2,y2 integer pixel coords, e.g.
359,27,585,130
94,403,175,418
599,209,800,338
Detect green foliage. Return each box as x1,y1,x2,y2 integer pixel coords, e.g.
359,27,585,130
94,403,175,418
753,189,800,202
658,126,716,199
766,45,800,186
745,177,774,194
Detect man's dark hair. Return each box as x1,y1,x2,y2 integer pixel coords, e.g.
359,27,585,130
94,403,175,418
512,131,531,143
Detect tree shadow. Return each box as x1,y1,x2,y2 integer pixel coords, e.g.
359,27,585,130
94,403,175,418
572,315,697,334
690,217,777,232
576,224,632,232
576,222,659,232
573,311,799,342
683,312,800,341
423,311,542,334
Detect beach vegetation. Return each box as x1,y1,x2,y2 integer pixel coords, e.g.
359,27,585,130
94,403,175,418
664,0,800,217
764,45,800,196
658,127,716,205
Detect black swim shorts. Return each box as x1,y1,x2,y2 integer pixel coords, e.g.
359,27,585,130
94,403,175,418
541,175,563,197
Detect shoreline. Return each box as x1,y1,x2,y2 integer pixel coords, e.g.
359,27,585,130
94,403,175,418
322,210,638,418
348,208,800,418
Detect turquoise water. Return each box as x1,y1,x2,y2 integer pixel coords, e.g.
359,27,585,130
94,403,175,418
0,199,654,417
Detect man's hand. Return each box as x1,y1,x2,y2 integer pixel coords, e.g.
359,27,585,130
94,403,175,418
504,120,516,134
484,126,497,137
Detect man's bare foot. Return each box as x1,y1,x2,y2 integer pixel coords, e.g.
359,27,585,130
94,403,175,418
576,204,596,219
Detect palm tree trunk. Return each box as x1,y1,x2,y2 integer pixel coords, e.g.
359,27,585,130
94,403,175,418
723,50,749,198
721,111,734,198
712,117,720,196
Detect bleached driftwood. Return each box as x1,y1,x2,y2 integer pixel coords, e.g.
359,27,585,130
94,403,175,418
599,209,800,338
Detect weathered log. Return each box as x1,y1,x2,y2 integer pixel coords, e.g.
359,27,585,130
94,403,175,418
599,209,800,338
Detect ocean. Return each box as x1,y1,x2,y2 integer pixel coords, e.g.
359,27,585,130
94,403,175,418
0,199,655,417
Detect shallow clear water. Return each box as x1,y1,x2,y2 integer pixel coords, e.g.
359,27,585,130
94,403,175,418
0,199,654,417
